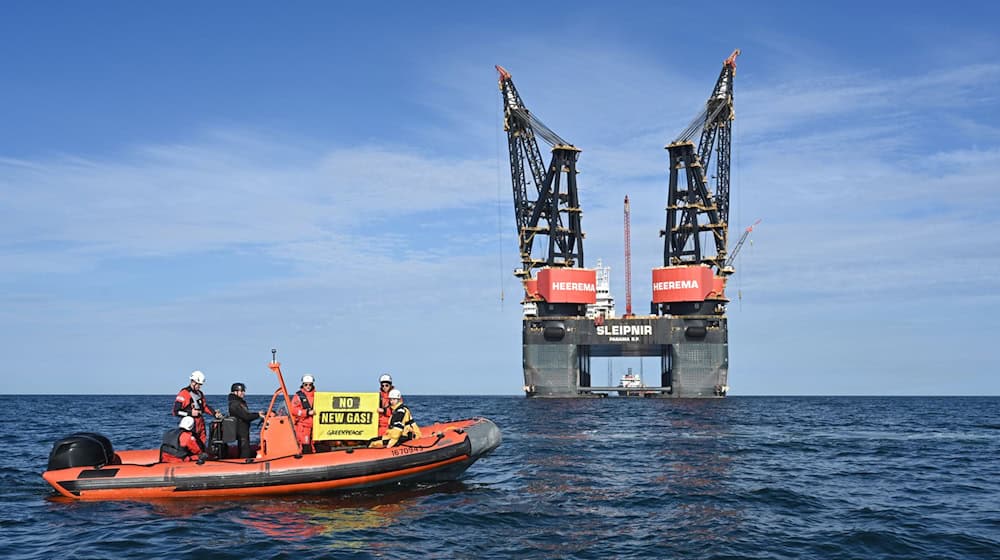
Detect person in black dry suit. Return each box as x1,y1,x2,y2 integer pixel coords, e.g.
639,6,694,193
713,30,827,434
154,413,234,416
228,382,265,459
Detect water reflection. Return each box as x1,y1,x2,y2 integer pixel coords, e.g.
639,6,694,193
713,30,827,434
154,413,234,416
510,397,746,550
136,481,470,542
655,399,743,541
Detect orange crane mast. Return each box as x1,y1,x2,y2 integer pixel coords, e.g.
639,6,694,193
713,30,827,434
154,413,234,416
624,195,633,317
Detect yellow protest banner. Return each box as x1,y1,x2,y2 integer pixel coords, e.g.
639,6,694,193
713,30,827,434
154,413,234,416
311,392,379,441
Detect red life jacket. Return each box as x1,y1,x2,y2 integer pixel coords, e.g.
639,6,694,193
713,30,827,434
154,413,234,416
378,388,393,434
291,388,315,448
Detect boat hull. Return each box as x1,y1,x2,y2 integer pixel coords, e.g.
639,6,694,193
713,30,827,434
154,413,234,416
42,417,501,501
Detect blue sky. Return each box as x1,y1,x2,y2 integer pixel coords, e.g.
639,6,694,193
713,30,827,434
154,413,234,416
2,2,998,395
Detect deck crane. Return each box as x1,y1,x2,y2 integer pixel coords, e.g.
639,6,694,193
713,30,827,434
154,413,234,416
722,218,761,274
497,66,593,318
654,49,740,316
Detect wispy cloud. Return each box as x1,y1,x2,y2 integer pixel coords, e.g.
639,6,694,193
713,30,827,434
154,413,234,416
0,132,499,268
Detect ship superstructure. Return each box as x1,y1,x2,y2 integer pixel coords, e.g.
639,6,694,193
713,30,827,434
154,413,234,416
498,51,742,398
617,369,649,397
585,260,616,321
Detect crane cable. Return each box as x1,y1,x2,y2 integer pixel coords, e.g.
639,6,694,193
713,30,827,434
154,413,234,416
496,89,506,308
735,115,743,309
674,100,728,144
511,108,571,147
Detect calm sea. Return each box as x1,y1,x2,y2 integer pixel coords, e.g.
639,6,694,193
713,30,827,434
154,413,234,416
2,395,998,559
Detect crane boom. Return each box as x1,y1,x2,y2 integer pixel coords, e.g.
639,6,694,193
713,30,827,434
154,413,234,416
700,49,739,226
497,65,585,280
497,65,546,235
661,50,739,274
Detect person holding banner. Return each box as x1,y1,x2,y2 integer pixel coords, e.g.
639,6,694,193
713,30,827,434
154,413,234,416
369,389,421,448
377,373,394,436
291,374,316,453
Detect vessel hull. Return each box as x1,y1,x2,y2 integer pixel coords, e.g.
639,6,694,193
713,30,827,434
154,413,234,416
522,315,728,398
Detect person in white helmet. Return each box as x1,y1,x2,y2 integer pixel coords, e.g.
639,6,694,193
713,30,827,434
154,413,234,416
291,374,317,453
160,415,209,463
377,373,395,436
369,389,422,448
173,370,223,444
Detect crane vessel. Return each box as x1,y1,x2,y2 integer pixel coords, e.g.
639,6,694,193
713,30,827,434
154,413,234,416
497,50,742,398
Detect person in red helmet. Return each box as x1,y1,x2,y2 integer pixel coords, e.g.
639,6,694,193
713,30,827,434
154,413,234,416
290,374,316,453
160,416,209,463
173,370,223,444
377,373,394,436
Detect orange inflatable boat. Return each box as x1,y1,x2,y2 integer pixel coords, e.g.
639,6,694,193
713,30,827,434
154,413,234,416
42,357,502,501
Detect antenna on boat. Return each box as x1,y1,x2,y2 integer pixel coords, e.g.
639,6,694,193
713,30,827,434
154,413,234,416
263,347,303,456
267,348,295,420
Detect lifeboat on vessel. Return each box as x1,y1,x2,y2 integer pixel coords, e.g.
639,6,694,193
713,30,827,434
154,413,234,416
42,358,502,501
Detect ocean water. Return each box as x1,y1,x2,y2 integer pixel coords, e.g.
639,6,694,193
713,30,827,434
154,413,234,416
2,395,998,559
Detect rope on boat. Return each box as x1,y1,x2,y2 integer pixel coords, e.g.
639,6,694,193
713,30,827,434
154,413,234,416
398,432,445,450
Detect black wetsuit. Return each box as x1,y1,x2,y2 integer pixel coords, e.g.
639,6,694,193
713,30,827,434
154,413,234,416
228,392,259,459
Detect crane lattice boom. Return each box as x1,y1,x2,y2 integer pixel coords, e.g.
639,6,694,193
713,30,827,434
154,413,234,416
662,50,739,274
497,65,585,280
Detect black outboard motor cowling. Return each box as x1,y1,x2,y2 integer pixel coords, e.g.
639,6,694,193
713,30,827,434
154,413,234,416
47,432,117,470
68,432,115,463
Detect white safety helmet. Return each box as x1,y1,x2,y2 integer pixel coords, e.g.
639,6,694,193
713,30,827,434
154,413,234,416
179,416,195,431
190,370,206,384
388,389,402,400
379,373,392,384
301,374,315,384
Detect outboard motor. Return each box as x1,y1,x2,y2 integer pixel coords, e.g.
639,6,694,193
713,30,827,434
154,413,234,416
47,432,118,470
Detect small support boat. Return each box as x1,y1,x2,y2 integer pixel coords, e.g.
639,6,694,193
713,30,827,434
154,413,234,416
42,356,502,501
616,368,650,397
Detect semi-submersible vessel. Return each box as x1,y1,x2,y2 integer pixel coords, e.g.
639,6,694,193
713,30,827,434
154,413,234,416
497,50,745,398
